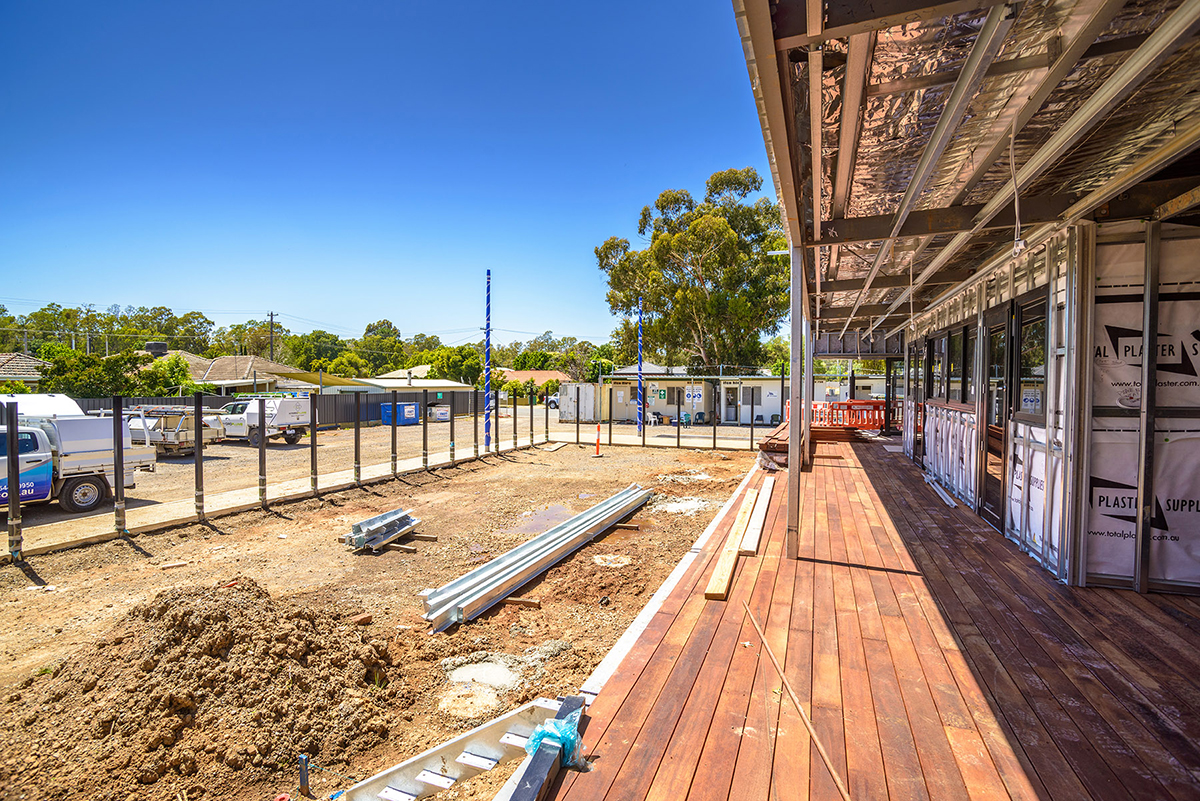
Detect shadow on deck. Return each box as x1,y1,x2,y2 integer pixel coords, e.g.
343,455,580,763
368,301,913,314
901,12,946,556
551,438,1200,801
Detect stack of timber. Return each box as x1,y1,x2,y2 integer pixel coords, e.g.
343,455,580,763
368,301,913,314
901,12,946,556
758,420,859,467
421,485,652,631
703,476,774,600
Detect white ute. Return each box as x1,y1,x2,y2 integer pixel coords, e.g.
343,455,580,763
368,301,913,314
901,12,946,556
0,394,157,514
206,395,311,447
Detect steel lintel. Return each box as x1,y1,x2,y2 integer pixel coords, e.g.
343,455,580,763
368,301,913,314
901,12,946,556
815,193,1079,246
820,270,972,293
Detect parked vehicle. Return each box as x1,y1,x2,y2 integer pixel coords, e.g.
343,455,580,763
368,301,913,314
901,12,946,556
126,405,225,456
547,393,559,409
205,395,310,446
0,394,156,514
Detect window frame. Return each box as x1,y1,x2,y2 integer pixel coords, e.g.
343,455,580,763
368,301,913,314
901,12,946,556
1013,295,1049,425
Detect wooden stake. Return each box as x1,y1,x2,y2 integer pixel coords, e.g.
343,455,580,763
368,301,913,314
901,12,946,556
612,522,640,531
743,600,852,801
385,543,417,553
502,597,541,608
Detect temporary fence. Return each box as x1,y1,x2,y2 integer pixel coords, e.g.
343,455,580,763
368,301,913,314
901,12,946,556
811,400,903,428
74,391,485,428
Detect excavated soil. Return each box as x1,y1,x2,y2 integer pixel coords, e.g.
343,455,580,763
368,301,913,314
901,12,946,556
0,446,751,801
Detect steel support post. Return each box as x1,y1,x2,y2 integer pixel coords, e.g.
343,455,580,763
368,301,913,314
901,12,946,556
529,390,534,447
449,391,456,464
1134,221,1162,594
545,392,550,444
575,387,581,445
309,393,318,494
194,391,204,521
750,391,756,450
422,390,429,468
608,387,613,446
5,403,22,559
787,244,807,559
474,391,480,457
712,385,718,450
353,392,361,484
390,390,398,474
258,397,268,508
493,390,500,453
884,359,894,433
113,395,126,532
676,394,681,448
512,392,518,450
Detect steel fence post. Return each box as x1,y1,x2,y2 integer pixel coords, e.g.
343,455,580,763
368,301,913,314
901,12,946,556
575,387,580,445
5,403,22,559
450,391,456,464
194,391,204,520
422,389,429,468
113,395,126,532
258,397,268,508
390,390,398,475
353,392,361,485
310,393,318,494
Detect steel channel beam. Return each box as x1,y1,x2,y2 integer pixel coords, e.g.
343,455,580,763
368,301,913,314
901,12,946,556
423,488,649,629
446,489,653,629
422,486,644,612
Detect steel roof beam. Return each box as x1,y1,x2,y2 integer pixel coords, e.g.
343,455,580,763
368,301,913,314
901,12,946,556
867,52,1054,98
821,270,973,293
816,193,1077,245
838,3,1015,335
868,0,1200,335
774,0,1008,50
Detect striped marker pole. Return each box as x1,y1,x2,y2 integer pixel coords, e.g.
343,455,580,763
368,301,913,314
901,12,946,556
637,297,644,437
483,270,492,451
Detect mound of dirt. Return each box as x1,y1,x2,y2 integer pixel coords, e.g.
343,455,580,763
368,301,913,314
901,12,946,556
0,577,401,800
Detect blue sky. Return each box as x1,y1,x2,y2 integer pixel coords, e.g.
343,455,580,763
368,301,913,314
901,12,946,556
0,1,771,347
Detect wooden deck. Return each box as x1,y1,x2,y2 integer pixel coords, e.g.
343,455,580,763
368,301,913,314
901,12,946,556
553,438,1200,801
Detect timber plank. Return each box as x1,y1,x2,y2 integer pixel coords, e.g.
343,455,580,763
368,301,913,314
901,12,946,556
704,488,759,600
738,475,775,556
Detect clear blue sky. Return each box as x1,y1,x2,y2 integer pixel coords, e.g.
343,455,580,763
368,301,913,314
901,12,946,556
0,1,771,347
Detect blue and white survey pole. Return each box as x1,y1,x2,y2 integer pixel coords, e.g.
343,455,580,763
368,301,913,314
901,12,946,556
483,270,492,449
637,297,644,435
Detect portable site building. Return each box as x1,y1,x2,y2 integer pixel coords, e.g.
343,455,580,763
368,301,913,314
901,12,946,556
736,0,1200,593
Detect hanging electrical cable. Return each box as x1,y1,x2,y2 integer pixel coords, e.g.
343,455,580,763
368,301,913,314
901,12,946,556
1010,121,1027,258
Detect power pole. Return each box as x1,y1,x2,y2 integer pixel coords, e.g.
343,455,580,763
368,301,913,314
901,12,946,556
268,311,275,361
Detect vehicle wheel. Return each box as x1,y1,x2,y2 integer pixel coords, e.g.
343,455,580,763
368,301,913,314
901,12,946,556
283,431,302,445
247,427,261,448
549,401,558,409
59,476,109,513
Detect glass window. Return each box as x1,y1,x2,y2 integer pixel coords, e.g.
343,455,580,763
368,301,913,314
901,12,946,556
740,386,762,405
965,331,977,403
0,432,39,455
1018,305,1046,418
930,337,946,399
948,332,963,401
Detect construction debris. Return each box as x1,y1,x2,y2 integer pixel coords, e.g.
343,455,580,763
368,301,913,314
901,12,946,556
160,561,190,570
341,508,422,553
420,485,653,632
341,698,569,801
502,597,542,609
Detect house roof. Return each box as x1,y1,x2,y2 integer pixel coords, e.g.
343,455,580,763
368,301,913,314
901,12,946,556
377,365,432,379
358,377,474,392
200,355,298,382
500,369,571,385
0,353,51,380
135,349,215,378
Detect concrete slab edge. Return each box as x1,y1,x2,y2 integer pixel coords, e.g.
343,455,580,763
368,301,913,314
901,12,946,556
578,462,760,699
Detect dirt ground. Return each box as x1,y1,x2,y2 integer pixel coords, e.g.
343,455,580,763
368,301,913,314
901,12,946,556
0,445,753,801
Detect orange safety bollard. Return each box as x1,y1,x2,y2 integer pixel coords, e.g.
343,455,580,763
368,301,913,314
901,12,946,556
592,422,603,457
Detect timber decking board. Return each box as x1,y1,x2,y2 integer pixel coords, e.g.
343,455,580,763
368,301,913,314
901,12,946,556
554,440,1200,801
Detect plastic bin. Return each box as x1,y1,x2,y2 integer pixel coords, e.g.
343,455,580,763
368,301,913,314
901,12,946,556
381,402,419,426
